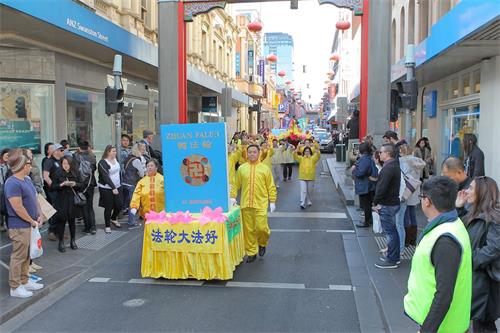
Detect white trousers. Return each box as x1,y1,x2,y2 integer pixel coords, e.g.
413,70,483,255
272,164,281,185
300,180,313,206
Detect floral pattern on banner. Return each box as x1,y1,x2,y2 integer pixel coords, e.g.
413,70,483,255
145,207,227,225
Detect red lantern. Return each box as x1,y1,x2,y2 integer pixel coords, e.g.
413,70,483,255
330,53,340,61
278,70,286,77
336,21,351,30
327,70,334,76
247,21,263,32
285,80,292,85
266,54,277,62
290,87,295,91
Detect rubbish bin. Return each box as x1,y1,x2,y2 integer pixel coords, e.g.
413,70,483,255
335,144,346,162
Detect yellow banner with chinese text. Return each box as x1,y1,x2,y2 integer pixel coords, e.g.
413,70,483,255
147,222,224,254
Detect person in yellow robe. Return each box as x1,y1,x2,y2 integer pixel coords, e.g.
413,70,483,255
230,145,277,263
228,144,242,191
259,141,274,170
129,159,165,225
294,144,320,209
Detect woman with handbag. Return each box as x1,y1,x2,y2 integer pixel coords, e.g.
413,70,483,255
414,137,433,180
98,145,123,234
51,156,83,252
458,176,500,332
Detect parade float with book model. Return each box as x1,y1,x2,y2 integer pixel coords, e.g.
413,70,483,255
141,122,244,280
270,118,312,146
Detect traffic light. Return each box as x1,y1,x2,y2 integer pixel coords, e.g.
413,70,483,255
15,96,27,118
105,86,124,116
400,79,418,110
390,89,402,122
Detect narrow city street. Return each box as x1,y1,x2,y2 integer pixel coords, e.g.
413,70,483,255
1,157,384,332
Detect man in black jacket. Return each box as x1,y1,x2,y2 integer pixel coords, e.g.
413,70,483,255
74,141,97,234
373,143,401,268
463,133,485,178
140,129,161,164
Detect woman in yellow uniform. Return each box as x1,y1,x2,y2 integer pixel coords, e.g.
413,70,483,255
230,145,277,263
129,159,165,224
294,144,320,209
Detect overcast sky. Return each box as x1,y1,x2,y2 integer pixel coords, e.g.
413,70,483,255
232,0,341,105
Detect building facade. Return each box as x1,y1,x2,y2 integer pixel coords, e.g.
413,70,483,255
390,0,500,182
264,33,294,88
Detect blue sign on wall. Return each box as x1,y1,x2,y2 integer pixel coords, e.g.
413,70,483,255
161,123,229,213
423,90,437,118
235,53,241,77
0,0,158,66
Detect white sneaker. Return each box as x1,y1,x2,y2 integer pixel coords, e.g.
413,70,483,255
105,227,112,234
10,285,33,298
23,280,44,291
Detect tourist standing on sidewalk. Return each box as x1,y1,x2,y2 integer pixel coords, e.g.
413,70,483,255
1,148,11,232
352,142,377,227
230,145,277,263
281,140,295,181
414,137,433,180
383,131,406,158
404,176,472,333
399,144,426,248
25,149,43,195
51,156,82,252
346,110,360,140
140,129,161,164
74,141,97,235
442,157,472,218
129,159,164,226
458,176,500,333
123,144,147,226
42,144,64,240
119,134,131,167
373,143,401,269
98,145,123,233
294,144,320,210
463,133,485,178
4,149,44,298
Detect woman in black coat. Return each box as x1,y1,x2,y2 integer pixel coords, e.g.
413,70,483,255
51,156,83,252
459,176,500,332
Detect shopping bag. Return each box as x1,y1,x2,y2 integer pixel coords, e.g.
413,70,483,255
30,227,43,259
37,193,56,222
372,211,383,234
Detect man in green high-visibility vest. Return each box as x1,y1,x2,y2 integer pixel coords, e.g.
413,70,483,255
404,176,472,333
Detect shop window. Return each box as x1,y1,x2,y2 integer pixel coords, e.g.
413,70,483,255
121,97,149,143
0,82,54,154
462,73,470,96
442,80,450,100
451,78,459,98
66,87,110,152
473,70,481,93
441,104,480,161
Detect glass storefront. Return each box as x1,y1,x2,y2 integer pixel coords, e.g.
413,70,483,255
441,103,480,161
66,87,111,152
121,97,149,143
0,82,54,153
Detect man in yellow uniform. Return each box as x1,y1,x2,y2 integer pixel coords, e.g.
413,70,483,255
259,141,274,170
228,144,242,192
230,145,277,263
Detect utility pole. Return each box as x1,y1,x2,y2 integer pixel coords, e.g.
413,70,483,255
113,55,123,164
403,45,416,142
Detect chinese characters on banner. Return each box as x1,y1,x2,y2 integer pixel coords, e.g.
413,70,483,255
149,222,224,254
160,123,229,212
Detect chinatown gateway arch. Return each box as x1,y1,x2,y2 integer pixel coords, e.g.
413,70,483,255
157,0,392,140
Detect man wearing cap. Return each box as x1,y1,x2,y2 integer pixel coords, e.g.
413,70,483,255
140,130,161,164
42,143,64,240
383,131,406,159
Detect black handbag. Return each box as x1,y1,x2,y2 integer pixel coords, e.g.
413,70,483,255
68,178,87,207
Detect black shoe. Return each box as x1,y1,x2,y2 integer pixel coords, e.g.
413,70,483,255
380,256,401,264
300,205,305,210
246,255,257,263
283,179,287,182
259,246,266,257
58,241,66,253
375,258,398,269
90,228,97,235
355,222,370,228
83,228,91,234
70,239,78,250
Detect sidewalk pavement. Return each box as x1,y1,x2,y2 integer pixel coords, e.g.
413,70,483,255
327,157,423,333
0,195,138,324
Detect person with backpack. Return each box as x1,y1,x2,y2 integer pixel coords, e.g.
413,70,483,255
122,143,146,226
74,141,97,234
352,142,378,228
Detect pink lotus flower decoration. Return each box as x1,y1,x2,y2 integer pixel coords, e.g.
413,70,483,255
198,207,228,226
166,211,195,224
144,211,168,224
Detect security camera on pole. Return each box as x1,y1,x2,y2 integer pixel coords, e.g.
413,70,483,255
402,45,418,142
104,55,124,164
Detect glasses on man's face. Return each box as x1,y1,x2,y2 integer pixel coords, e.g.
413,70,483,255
419,194,427,199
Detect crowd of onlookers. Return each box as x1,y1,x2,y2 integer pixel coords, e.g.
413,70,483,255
0,129,164,299
351,130,499,332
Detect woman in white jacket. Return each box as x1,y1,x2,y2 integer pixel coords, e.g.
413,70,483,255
399,144,426,248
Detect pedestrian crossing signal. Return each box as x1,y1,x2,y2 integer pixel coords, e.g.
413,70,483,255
105,86,124,116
